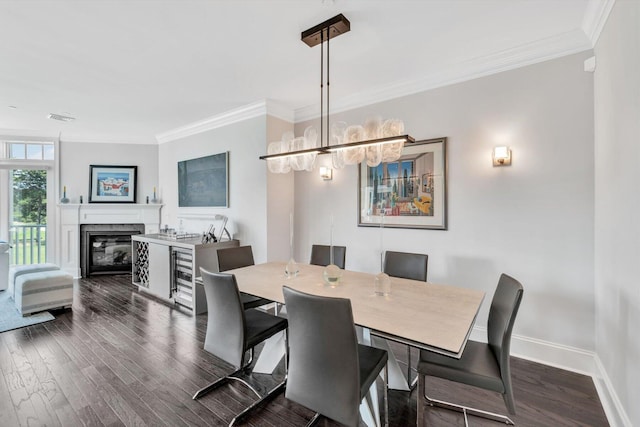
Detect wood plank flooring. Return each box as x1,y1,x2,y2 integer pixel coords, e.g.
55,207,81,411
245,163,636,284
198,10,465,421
0,274,609,426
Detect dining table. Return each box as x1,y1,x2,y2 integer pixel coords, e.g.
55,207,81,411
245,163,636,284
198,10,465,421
231,262,483,368
210,261,486,426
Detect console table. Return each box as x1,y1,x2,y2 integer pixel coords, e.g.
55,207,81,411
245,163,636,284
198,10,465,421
131,234,238,314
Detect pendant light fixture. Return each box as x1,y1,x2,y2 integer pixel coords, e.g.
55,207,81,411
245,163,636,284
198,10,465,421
260,14,415,172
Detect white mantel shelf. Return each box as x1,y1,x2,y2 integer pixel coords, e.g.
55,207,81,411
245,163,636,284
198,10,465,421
58,204,163,278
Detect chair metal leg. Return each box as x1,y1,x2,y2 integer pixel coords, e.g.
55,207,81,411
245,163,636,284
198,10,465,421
228,333,289,426
383,363,389,427
193,375,232,399
306,413,321,427
229,379,286,426
418,374,515,426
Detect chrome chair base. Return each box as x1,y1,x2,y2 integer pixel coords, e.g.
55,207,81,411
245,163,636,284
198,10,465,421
418,376,514,426
229,379,286,426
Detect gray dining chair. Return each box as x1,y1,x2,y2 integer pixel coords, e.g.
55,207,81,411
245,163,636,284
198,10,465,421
309,244,347,269
417,273,524,426
283,286,389,427
216,245,270,309
383,250,428,282
193,269,288,426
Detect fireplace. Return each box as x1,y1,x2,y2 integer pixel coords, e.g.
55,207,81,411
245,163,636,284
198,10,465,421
80,224,146,277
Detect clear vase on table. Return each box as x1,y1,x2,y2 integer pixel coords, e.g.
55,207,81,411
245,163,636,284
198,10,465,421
374,211,391,296
285,212,299,278
323,214,343,285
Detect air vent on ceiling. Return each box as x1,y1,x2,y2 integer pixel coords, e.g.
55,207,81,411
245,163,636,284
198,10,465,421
48,113,75,122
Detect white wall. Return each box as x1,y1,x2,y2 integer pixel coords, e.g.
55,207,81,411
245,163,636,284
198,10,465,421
266,116,295,262
295,52,595,351
157,117,271,262
59,141,158,204
594,1,640,425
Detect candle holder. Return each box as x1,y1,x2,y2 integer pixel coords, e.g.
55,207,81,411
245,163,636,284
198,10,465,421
285,212,299,278
323,214,343,285
373,212,391,296
60,186,69,204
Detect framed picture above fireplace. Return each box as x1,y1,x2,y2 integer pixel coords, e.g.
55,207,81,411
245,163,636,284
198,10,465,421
89,165,138,203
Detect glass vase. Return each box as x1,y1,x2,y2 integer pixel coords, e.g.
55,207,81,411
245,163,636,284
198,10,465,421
285,257,299,279
323,263,343,285
374,272,391,296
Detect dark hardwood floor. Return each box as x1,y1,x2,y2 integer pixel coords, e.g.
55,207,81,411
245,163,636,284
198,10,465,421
0,275,609,426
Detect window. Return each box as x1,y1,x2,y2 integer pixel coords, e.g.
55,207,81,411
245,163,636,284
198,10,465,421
7,142,55,160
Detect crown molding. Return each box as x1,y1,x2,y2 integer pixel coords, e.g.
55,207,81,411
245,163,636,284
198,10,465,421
156,100,294,144
295,28,592,122
59,134,157,145
0,128,157,145
582,0,616,47
265,100,295,123
0,128,59,142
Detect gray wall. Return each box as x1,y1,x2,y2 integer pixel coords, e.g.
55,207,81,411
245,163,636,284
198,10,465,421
295,52,595,351
157,116,271,262
59,141,158,204
594,1,640,425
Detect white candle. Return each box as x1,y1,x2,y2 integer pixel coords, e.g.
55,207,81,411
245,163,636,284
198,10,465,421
289,212,294,249
330,214,334,246
330,213,334,265
379,211,385,271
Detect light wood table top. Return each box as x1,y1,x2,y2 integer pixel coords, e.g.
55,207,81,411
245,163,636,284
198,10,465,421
229,262,485,358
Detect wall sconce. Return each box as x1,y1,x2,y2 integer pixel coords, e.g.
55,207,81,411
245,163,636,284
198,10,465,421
319,166,333,180
492,146,512,167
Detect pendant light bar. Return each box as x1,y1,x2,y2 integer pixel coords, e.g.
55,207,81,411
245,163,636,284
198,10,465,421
259,147,327,161
323,135,415,152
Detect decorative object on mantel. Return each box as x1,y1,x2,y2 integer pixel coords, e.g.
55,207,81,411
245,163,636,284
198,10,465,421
60,185,69,204
89,165,137,203
151,186,158,203
259,14,415,173
358,137,448,230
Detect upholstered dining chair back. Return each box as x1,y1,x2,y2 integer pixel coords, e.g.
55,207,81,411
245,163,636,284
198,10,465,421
417,273,524,424
487,273,524,410
309,244,347,269
200,269,247,367
215,245,270,309
383,250,428,282
217,245,255,272
283,286,361,427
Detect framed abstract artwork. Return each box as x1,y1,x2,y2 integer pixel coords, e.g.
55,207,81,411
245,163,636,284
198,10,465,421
358,137,447,230
89,165,137,203
178,152,229,208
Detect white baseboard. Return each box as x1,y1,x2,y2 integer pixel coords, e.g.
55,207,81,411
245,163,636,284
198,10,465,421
470,326,631,427
592,354,632,427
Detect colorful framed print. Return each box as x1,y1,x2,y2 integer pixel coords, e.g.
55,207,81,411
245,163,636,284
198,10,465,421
358,137,447,230
89,165,137,203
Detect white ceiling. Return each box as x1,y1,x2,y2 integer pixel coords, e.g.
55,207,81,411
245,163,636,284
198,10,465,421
0,0,606,144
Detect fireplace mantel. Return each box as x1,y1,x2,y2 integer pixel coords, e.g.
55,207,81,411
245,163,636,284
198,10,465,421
58,204,162,277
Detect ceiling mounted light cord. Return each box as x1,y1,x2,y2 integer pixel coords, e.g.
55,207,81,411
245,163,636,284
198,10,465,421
320,27,324,150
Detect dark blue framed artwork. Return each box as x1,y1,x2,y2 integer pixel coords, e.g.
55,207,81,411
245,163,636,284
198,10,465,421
178,152,229,207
